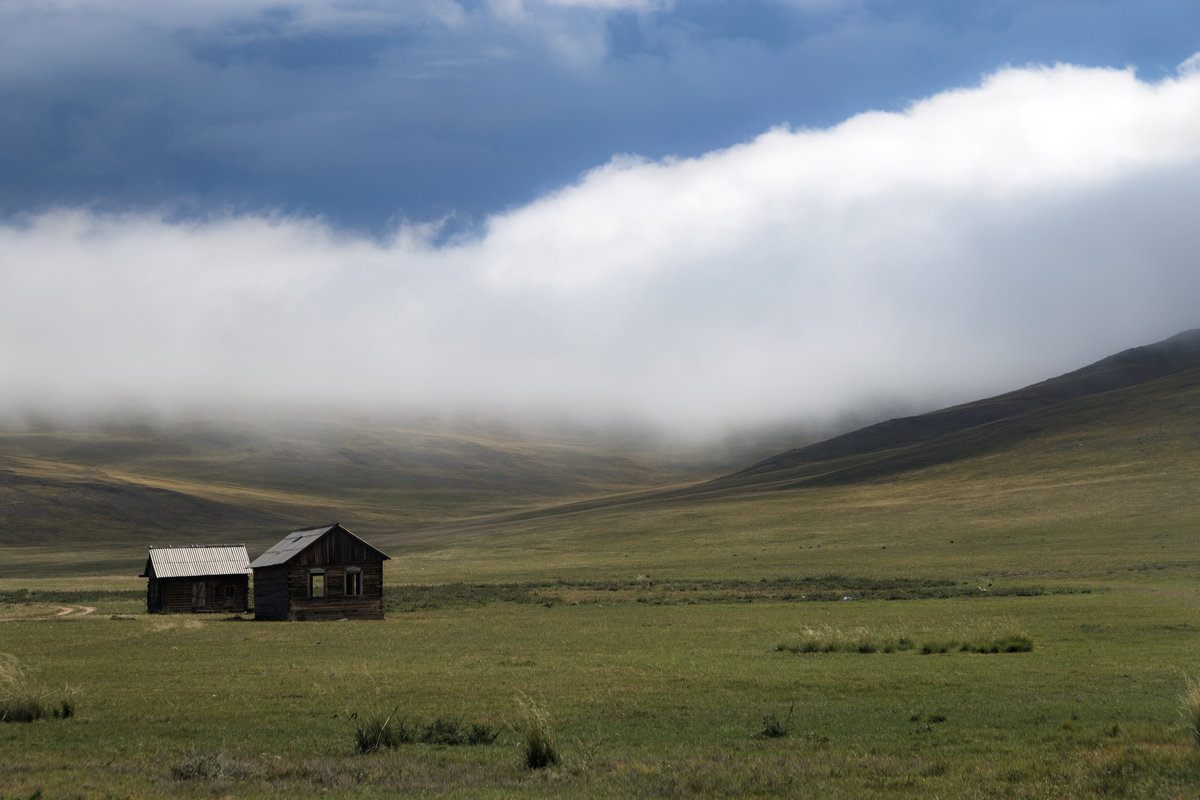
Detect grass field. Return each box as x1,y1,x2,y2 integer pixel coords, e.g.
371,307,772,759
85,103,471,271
2,580,1199,798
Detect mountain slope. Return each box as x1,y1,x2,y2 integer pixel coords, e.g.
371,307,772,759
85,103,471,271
415,328,1200,533
718,329,1200,489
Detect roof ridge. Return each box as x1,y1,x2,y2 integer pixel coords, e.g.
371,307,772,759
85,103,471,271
147,543,247,549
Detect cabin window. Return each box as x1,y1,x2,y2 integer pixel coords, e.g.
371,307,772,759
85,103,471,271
224,585,235,600
345,567,363,596
192,582,206,607
309,569,326,598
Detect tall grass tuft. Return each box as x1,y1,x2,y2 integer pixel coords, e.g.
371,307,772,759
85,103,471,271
1179,674,1200,743
516,694,559,770
0,653,75,724
354,707,411,753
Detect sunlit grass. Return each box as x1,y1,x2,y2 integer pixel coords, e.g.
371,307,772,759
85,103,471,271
0,590,1198,797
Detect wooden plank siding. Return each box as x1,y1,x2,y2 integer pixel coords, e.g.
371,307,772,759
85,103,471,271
149,575,249,613
288,533,381,567
250,524,389,621
251,566,290,621
284,562,384,621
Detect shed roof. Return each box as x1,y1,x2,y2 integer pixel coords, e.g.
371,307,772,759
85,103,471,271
248,523,389,569
142,544,250,579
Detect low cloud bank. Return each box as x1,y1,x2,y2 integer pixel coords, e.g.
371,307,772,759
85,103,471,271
5,59,1200,432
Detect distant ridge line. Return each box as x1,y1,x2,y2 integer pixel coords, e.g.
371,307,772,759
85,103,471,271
731,329,1200,480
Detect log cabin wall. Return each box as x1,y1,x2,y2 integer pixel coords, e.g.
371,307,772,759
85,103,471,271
286,562,385,620
249,524,390,620
150,575,249,613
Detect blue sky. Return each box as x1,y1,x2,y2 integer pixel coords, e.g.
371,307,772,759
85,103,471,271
5,0,1199,231
3,1,1200,432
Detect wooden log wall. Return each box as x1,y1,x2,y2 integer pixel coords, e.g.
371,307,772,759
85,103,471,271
148,575,249,613
285,562,385,621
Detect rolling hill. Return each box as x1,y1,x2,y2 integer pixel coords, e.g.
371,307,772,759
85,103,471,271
2,329,1199,582
717,327,1200,489
0,413,744,548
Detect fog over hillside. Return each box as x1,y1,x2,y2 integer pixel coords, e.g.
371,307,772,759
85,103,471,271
5,58,1200,435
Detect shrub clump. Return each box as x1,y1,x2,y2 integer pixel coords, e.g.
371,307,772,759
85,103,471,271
778,622,1032,656
0,654,75,724
756,703,795,739
516,695,559,770
354,709,500,753
776,625,917,655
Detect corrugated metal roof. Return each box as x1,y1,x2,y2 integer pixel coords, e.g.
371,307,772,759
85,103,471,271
247,525,336,569
145,544,250,579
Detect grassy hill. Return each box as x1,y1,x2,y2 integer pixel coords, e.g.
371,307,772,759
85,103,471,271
375,329,1200,585
722,328,1200,489
0,413,751,552
2,329,1199,584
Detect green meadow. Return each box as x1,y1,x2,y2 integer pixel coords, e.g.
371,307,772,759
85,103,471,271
2,578,1199,798
3,349,1200,797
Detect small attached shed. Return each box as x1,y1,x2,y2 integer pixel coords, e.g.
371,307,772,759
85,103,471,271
140,544,251,613
249,523,390,621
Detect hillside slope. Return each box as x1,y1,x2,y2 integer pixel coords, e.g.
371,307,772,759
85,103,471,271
719,328,1200,489
3,329,1199,570
414,328,1200,534
0,416,727,547
379,331,1200,584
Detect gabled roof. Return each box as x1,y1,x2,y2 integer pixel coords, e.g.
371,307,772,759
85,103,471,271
141,544,250,579
248,523,390,569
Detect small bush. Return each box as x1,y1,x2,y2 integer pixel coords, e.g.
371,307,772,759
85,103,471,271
516,695,559,770
1179,674,1200,743
467,722,501,745
756,703,795,739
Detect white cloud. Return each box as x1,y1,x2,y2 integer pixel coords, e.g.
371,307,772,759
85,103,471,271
5,58,1200,430
1179,52,1200,76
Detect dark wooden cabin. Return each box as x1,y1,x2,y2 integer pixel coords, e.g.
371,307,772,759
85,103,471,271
249,524,390,621
140,544,251,613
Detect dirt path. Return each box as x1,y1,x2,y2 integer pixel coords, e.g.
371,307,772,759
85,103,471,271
0,605,97,622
